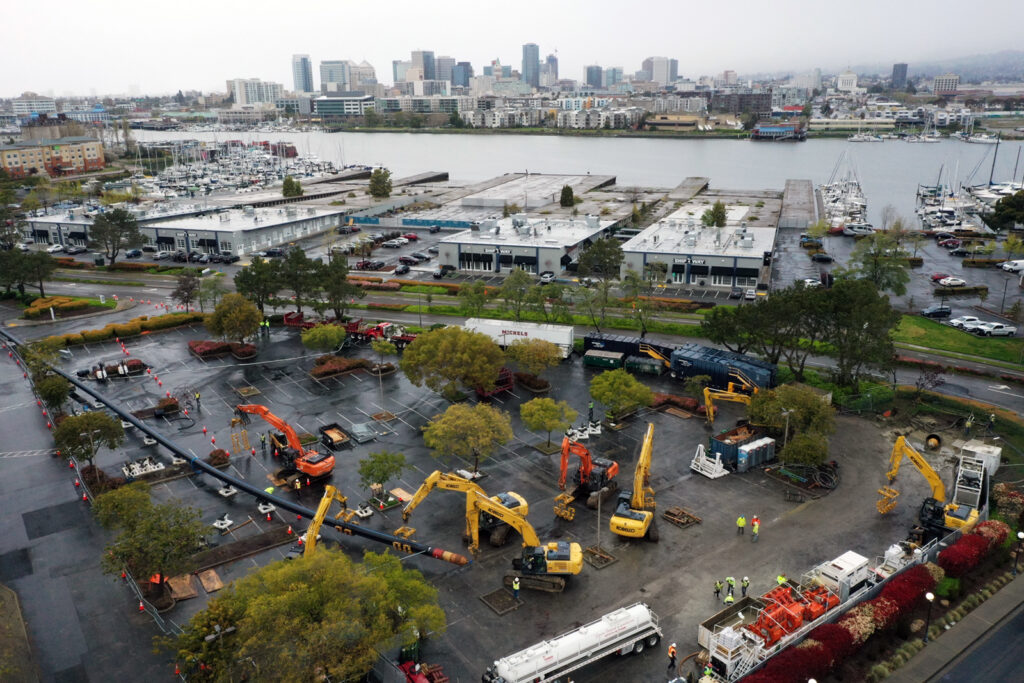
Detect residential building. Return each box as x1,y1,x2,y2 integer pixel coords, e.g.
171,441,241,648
451,62,473,88
584,65,603,89
461,108,542,128
932,108,973,127
556,96,614,110
835,71,859,93
292,54,314,93
790,69,822,91
0,136,105,178
216,107,279,125
469,75,496,96
721,70,738,85
378,96,476,114
228,78,283,106
933,73,960,96
65,105,112,124
275,95,313,115
557,107,643,129
771,87,810,108
314,94,375,118
436,56,455,83
891,63,908,90
12,92,57,116
392,60,411,84
411,50,436,80
522,43,540,88
412,80,450,96
711,92,772,116
651,97,708,114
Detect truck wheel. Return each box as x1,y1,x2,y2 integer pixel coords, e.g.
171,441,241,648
632,639,645,654
646,634,660,648
670,371,677,379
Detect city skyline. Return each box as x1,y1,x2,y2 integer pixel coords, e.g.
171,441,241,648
2,0,1022,96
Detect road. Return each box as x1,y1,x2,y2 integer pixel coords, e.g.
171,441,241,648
937,604,1024,682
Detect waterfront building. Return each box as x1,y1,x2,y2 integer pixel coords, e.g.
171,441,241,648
216,106,279,125
274,95,313,115
522,43,540,89
452,62,473,88
933,73,960,96
891,63,908,90
377,96,475,114
314,93,375,119
292,54,314,93
711,92,772,116
0,136,104,178
411,50,436,81
436,56,455,83
461,108,542,128
12,92,57,117
64,104,112,124
228,78,284,106
584,66,604,89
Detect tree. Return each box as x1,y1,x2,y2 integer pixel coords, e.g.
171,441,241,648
589,368,653,421
506,338,561,378
701,305,754,354
621,268,658,336
370,338,397,365
500,268,533,320
781,285,831,381
1002,234,1024,259
22,251,56,296
233,256,280,314
845,231,910,295
316,256,364,319
780,431,830,466
701,200,728,227
822,279,900,388
206,292,263,343
741,111,758,131
171,268,200,310
357,450,408,495
577,237,624,282
36,375,71,415
448,111,465,128
53,411,124,468
422,402,513,473
400,327,505,400
369,168,393,198
301,324,348,352
457,279,487,316
166,550,445,682
559,185,575,207
748,384,836,441
88,208,143,265
574,285,610,332
279,248,320,314
520,398,577,447
806,219,828,240
197,276,228,313
20,339,63,383
281,175,304,197
92,481,152,530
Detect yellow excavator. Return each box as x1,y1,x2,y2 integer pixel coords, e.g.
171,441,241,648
703,387,753,426
877,436,981,535
610,423,658,541
466,491,583,593
401,471,528,547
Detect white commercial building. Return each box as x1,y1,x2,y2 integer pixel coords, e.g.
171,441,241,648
228,78,284,106
12,92,57,116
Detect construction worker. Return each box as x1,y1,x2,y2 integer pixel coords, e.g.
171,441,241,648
741,577,750,597
964,415,973,437
512,576,520,600
777,573,787,586
703,664,713,678
726,576,735,595
752,518,760,543
724,593,734,606
194,391,201,410
714,579,723,599
736,515,746,535
667,642,677,672
260,432,266,454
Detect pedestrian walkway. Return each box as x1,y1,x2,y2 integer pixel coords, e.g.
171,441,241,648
887,575,1024,683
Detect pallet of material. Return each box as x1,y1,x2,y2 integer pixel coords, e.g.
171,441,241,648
662,506,702,529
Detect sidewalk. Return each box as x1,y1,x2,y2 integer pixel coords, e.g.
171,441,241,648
887,574,1024,683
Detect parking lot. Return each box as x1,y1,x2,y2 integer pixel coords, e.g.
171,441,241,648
31,321,934,681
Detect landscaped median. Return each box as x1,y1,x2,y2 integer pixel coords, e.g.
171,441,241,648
41,312,207,347
894,315,1023,365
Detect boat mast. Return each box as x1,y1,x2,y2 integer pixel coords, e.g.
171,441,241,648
988,136,1000,186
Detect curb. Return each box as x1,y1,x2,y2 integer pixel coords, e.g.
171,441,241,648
5,301,138,328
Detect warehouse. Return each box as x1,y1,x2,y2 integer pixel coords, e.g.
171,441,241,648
435,214,614,275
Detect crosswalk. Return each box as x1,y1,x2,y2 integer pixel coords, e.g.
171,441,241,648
0,449,58,459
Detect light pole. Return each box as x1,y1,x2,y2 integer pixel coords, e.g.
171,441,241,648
781,410,793,449
923,591,935,642
1014,531,1024,576
1000,276,1010,314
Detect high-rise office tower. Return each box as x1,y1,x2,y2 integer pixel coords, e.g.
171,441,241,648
436,56,456,83
522,43,540,88
891,63,908,90
292,54,313,93
451,62,473,88
319,60,350,92
584,65,603,89
411,50,436,80
545,53,558,80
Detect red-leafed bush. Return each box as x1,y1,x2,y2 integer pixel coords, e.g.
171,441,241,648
230,342,257,358
836,602,877,646
310,356,370,378
973,519,1010,549
207,449,229,465
938,533,990,577
652,392,699,411
867,596,901,630
807,622,856,665
878,564,936,613
126,358,145,370
993,484,1024,520
188,340,231,357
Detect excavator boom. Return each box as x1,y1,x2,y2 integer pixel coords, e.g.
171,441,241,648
886,436,946,502
703,387,752,425
235,404,334,478
631,423,655,510
236,404,305,454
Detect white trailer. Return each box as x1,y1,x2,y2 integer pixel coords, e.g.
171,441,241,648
463,318,574,359
481,603,661,683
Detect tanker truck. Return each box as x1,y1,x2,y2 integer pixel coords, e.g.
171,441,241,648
482,603,661,683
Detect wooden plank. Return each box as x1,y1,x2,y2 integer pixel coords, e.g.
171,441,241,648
198,569,224,593
167,574,198,600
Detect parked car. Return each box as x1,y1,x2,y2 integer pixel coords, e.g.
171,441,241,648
930,272,950,282
402,233,419,241
142,246,157,253
172,251,187,262
744,288,757,301
921,304,952,319
961,318,987,332
264,247,285,258
394,264,410,275
810,252,833,263
398,255,418,265
208,253,224,263
198,254,211,264
428,225,442,234
154,251,171,260
125,248,142,258
938,277,967,287
938,238,961,248
371,260,387,270
729,287,743,299
336,226,353,234
539,271,556,284
800,278,822,288
934,232,955,241
975,322,1017,337
64,245,87,255
950,315,980,329
14,243,30,252
1000,260,1024,273
46,244,64,253
220,252,240,263
355,260,373,270
427,246,439,254
382,240,402,248
948,247,970,257
187,252,203,262
394,237,409,246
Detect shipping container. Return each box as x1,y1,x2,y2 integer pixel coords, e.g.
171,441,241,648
583,333,675,360
624,355,665,376
709,425,765,469
583,349,625,369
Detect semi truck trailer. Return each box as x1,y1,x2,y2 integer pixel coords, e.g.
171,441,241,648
463,318,575,359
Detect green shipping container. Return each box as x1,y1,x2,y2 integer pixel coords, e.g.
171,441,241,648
624,355,664,376
583,349,624,369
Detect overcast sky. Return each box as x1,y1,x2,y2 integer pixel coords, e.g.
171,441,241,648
3,0,1021,97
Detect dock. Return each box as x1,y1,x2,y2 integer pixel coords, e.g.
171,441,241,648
778,179,816,229
668,177,710,201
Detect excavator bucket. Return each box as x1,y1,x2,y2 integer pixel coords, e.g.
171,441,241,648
877,486,899,514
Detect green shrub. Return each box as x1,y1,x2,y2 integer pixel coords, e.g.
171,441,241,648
110,322,142,337
867,663,891,682
935,576,960,599
23,308,43,319
108,261,156,271
80,328,113,343
56,300,88,312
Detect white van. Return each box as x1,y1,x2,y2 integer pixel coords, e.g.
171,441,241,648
1001,260,1024,273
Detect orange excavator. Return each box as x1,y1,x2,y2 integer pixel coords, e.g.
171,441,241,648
553,436,619,520
235,404,335,482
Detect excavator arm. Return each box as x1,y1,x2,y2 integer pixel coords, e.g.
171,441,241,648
467,491,542,554
236,404,305,454
886,436,946,502
631,423,655,510
703,387,752,425
402,471,487,522
304,485,349,557
558,436,594,490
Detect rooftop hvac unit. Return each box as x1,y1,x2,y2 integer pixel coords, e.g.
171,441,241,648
220,214,230,221
243,205,255,215
653,234,659,244
586,215,599,229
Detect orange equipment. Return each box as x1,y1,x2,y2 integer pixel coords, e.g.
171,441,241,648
554,436,620,519
235,404,334,478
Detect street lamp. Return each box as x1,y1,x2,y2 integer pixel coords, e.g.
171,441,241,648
176,231,191,254
781,410,793,449
923,591,935,642
1014,531,1024,576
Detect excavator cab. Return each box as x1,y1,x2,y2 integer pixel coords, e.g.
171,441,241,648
572,457,618,490
515,541,582,576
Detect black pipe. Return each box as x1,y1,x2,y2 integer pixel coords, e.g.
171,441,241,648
1,331,469,566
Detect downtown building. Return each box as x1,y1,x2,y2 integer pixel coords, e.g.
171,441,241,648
522,43,540,89
292,54,314,93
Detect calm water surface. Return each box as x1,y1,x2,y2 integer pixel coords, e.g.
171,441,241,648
134,130,1024,226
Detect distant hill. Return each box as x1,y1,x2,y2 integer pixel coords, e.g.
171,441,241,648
844,51,1024,81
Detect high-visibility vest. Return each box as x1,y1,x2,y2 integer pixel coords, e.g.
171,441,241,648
742,578,749,588
753,521,760,533
512,578,520,589
724,594,734,604
668,645,677,658
737,516,746,527
777,575,787,585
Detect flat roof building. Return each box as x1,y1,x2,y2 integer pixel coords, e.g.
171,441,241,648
0,136,104,178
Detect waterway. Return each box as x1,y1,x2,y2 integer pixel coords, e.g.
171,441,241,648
133,130,1024,226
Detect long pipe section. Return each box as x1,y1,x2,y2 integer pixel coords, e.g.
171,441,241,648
2,331,468,566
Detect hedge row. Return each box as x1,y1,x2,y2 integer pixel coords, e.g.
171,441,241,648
310,355,371,378
24,296,90,319
938,520,1010,578
108,261,161,271
42,312,207,347
54,257,94,270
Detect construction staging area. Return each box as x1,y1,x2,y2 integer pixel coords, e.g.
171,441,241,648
0,317,965,682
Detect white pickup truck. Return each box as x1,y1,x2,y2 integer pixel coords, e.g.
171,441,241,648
975,322,1017,337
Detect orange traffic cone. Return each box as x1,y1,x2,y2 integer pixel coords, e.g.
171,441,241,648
287,525,293,535
82,493,88,502
306,477,311,487
68,460,75,468
74,479,80,487
174,664,180,675
47,422,52,429
251,448,255,456
138,600,145,612
202,426,207,435
297,536,303,546
266,512,272,522
211,436,216,445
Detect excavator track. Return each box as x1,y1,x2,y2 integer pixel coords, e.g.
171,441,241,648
585,482,620,509
504,572,566,594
